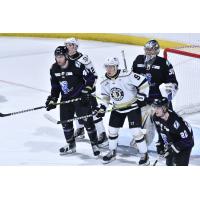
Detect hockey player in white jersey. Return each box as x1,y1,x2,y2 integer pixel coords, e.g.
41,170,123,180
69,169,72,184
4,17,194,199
64,38,108,147
96,57,150,165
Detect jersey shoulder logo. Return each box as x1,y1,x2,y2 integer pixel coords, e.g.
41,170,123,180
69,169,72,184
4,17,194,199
75,61,81,68
111,87,124,101
173,120,180,129
78,54,91,65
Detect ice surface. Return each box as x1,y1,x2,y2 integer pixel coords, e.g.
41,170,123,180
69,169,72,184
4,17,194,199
0,37,199,165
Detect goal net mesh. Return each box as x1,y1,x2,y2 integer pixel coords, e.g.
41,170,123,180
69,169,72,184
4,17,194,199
164,46,200,116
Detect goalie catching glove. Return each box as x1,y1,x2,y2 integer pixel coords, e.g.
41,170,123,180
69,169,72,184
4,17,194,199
159,83,178,101
45,96,58,111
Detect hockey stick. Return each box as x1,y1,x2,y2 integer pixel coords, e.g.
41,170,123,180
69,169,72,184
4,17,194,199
0,97,81,117
44,103,138,125
121,50,128,72
92,94,113,106
153,155,163,166
44,113,95,124
141,112,150,129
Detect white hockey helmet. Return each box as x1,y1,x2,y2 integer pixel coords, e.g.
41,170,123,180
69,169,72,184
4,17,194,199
104,57,119,70
64,37,79,47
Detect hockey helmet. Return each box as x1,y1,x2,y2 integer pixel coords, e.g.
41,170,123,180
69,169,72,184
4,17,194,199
64,37,79,47
152,97,169,109
144,39,160,56
54,46,68,57
104,57,119,70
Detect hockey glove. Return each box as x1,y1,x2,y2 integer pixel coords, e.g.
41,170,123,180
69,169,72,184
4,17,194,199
96,104,106,118
80,86,92,105
136,93,147,108
163,143,180,158
155,141,165,155
45,96,58,111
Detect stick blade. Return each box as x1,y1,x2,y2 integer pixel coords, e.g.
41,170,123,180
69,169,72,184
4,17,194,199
43,114,58,124
0,112,10,117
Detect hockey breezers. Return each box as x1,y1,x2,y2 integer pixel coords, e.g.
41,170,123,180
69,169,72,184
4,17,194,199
0,97,81,117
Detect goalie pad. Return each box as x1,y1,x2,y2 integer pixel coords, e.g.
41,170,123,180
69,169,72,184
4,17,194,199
130,105,155,147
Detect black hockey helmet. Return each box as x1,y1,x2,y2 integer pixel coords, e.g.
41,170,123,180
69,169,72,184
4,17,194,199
144,39,160,56
54,46,68,57
152,97,169,109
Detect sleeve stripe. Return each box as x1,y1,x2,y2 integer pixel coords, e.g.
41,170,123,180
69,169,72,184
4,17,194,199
138,79,148,89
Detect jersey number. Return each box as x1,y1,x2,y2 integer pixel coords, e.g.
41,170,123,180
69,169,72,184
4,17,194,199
180,131,188,139
134,74,140,80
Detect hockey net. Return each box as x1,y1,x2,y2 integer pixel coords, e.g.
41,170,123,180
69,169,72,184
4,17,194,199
163,46,200,116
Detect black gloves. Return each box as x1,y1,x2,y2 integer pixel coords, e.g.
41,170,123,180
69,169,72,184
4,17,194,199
96,104,106,118
155,142,165,155
136,93,147,108
164,143,180,157
80,87,92,105
163,144,174,158
45,96,58,111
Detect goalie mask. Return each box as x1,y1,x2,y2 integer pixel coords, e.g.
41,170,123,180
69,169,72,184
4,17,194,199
144,40,160,62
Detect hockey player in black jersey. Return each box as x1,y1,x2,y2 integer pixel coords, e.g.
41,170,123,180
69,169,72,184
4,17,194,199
64,38,108,147
131,40,179,147
132,40,178,103
45,46,100,156
152,98,194,166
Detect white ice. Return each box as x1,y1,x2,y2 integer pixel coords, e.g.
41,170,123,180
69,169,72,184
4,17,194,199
0,37,199,166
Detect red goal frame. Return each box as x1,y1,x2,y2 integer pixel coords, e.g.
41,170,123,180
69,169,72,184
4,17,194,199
163,46,200,59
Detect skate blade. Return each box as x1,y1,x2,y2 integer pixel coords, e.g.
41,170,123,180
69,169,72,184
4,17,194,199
75,135,85,140
59,150,76,156
93,151,102,159
102,157,116,164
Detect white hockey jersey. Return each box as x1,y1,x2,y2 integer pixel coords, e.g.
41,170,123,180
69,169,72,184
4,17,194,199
100,70,149,113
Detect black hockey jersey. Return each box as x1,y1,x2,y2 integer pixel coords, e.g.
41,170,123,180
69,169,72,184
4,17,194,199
50,60,96,100
132,55,178,103
153,110,194,152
